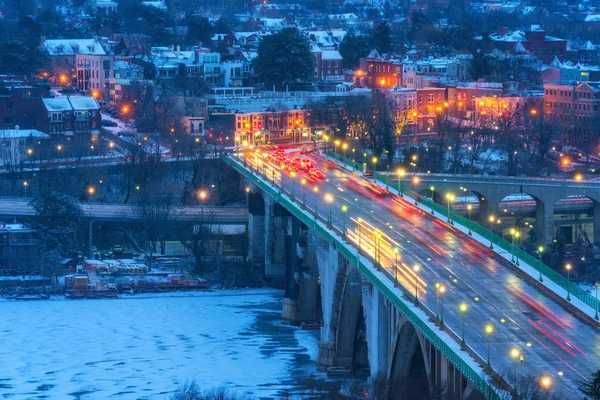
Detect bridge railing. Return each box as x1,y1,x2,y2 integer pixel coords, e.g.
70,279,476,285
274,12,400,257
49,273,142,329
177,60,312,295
225,154,503,400
328,151,600,315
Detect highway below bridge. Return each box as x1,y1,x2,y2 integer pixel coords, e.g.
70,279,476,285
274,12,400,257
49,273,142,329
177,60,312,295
230,147,600,399
0,197,248,225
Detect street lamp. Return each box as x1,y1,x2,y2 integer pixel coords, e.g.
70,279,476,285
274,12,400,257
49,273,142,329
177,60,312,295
412,176,420,205
511,348,520,391
371,156,378,180
334,139,340,156
430,186,435,214
88,186,95,208
565,263,572,301
460,303,467,347
538,246,544,282
325,193,334,225
23,180,28,198
397,169,406,197
488,215,495,249
301,178,307,207
413,265,420,305
313,186,319,219
439,285,446,326
515,231,520,266
290,171,296,199
394,248,399,286
198,189,208,219
485,324,493,369
342,142,348,159
352,148,356,163
540,376,552,390
445,193,455,224
342,205,348,238
595,282,599,320
510,228,517,263
466,204,473,235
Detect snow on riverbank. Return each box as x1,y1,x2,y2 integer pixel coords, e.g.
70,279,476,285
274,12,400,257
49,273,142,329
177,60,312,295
0,290,324,399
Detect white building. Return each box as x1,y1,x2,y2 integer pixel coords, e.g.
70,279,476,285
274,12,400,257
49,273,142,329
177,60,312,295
76,54,114,98
0,129,49,165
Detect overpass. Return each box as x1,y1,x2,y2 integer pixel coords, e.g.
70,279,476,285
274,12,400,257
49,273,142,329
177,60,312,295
0,197,248,225
380,171,600,249
227,148,600,399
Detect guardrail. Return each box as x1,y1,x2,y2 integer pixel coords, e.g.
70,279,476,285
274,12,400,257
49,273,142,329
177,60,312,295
328,151,600,316
224,154,503,400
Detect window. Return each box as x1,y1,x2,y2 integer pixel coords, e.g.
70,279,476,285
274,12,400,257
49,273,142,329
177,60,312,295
427,94,434,103
105,70,109,79
103,60,111,70
50,112,62,122
3,116,12,124
6,101,12,110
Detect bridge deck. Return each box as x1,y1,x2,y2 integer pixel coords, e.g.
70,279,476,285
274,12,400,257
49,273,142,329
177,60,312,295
235,151,600,398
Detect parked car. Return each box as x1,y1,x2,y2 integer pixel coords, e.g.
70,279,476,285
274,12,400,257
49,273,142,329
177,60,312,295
112,245,124,254
101,119,118,127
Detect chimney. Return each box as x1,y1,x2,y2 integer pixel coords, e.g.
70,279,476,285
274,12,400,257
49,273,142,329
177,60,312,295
176,45,180,58
194,49,199,64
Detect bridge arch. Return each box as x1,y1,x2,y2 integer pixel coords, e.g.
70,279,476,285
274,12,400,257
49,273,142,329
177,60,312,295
388,320,431,400
497,191,550,247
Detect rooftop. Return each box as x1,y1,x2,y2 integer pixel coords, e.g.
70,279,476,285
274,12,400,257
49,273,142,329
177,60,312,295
43,39,106,56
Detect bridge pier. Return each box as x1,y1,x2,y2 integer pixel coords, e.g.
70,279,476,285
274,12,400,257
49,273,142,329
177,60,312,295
535,198,555,248
247,192,265,269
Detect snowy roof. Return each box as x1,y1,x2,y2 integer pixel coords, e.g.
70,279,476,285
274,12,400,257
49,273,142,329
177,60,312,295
0,129,48,140
69,96,99,110
42,98,72,111
366,49,380,59
310,43,322,53
43,39,106,56
581,40,597,51
322,50,342,60
585,14,600,22
0,223,34,232
141,0,167,9
327,13,358,20
513,41,527,53
530,24,544,32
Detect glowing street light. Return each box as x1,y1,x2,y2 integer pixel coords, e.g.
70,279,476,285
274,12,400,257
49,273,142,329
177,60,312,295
445,193,455,225
412,176,420,205
324,193,334,225
23,180,28,198
122,105,130,114
397,169,406,197
575,173,583,181
27,148,33,156
439,285,446,326
538,246,544,282
540,376,552,390
565,263,572,301
342,142,348,159
460,303,467,347
290,171,296,199
341,205,348,238
488,215,496,249
511,348,520,390
485,324,493,369
413,265,420,305
466,204,473,236
429,185,435,214
301,178,307,206
371,156,378,180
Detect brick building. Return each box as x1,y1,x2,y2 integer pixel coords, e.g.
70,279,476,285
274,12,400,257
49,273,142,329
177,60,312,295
489,25,567,64
0,223,40,276
39,96,101,143
0,83,51,130
234,110,310,145
358,50,402,89
544,82,600,140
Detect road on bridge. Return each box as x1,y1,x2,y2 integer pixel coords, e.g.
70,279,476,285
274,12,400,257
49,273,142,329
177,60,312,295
244,148,600,398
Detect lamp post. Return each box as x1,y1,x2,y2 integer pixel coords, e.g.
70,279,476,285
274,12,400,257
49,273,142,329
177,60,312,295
566,263,572,301
595,282,599,320
386,164,390,189
413,265,420,305
485,324,493,369
467,204,473,235
23,180,28,198
460,303,467,347
510,228,517,263
488,215,495,249
429,186,435,214
352,148,356,163
515,231,520,266
397,169,405,198
435,283,441,322
313,186,319,222
519,355,524,394
439,285,446,326
538,246,544,282
301,179,307,207
289,171,296,199
394,248,399,286
325,193,334,226
324,135,329,154
374,231,381,268
446,193,455,224
412,176,420,205
334,139,340,157
342,142,348,159
511,348,520,392
342,205,347,238
198,190,207,220
371,156,378,180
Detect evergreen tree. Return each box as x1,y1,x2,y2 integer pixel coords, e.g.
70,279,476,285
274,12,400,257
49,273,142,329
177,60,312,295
185,15,212,46
579,370,600,400
468,50,492,80
252,28,314,88
372,22,392,54
339,30,372,69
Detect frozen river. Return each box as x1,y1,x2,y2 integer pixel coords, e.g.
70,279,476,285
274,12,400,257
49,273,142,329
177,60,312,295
0,290,332,399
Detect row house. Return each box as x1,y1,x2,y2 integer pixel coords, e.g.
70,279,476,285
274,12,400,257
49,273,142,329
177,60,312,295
0,83,51,130
357,50,402,89
544,82,600,140
0,224,40,276
311,45,343,81
234,110,310,145
39,96,101,143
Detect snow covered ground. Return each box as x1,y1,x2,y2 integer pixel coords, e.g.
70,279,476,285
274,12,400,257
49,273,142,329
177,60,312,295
0,289,329,399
